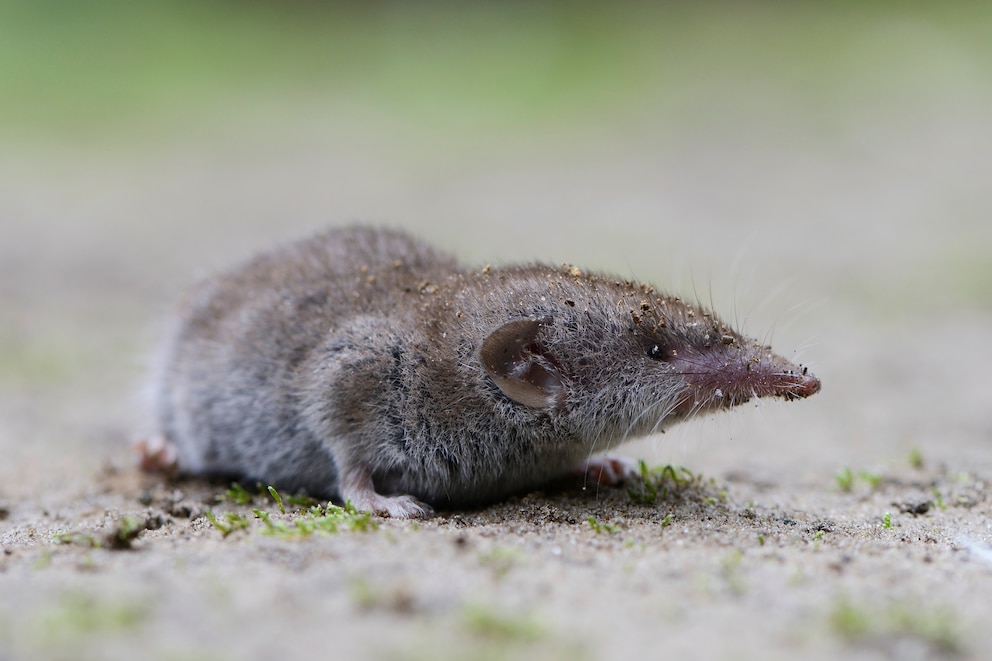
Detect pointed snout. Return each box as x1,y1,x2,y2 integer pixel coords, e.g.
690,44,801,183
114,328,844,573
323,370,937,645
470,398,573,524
679,344,820,410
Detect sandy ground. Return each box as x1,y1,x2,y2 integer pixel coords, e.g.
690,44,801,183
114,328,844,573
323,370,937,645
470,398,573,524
2,100,991,661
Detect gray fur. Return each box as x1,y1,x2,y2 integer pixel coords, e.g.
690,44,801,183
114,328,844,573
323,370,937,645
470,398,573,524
151,226,819,516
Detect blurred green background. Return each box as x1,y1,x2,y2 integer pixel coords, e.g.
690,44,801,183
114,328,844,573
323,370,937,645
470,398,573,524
3,1,990,146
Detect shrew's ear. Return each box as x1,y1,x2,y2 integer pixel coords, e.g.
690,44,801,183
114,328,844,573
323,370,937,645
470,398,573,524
480,319,564,409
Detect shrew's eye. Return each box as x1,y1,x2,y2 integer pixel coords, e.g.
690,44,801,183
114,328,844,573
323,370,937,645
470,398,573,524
647,344,665,361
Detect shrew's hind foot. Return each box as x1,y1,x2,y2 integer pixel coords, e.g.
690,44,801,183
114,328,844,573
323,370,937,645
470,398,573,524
134,435,179,476
568,454,639,487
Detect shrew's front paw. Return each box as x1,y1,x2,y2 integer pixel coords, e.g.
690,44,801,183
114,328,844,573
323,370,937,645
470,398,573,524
568,454,639,487
348,492,433,519
340,467,433,518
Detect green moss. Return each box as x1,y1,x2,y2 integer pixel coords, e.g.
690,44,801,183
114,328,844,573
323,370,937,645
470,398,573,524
53,532,102,548
223,482,254,506
204,510,251,538
107,516,148,549
252,501,378,539
860,472,882,490
266,485,286,514
830,598,964,655
931,487,946,510
207,485,378,539
586,516,618,535
51,516,153,550
32,549,52,570
835,467,883,493
831,600,870,638
627,461,708,505
720,550,747,595
348,577,415,613
908,448,925,469
835,467,855,492
477,547,526,579
462,604,545,642
39,593,149,641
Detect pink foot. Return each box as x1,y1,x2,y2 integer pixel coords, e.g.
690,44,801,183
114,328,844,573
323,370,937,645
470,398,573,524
340,468,433,519
134,435,179,474
567,455,639,487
